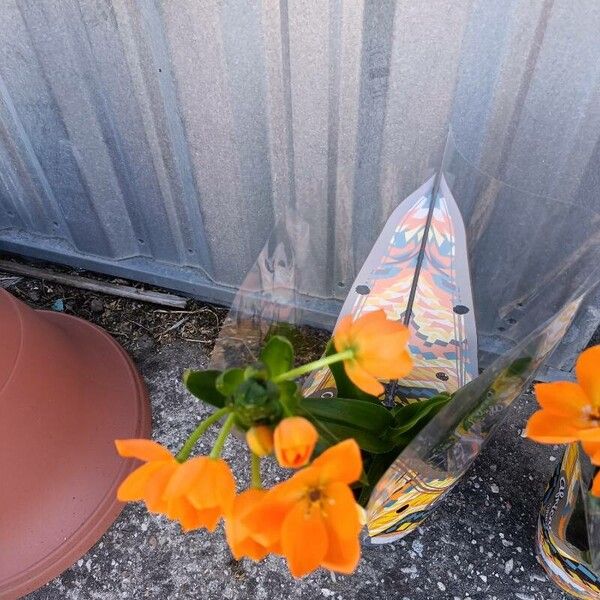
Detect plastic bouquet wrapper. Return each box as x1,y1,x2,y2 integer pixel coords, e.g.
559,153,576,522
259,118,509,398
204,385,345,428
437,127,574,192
537,443,600,598
208,128,600,555
113,128,600,582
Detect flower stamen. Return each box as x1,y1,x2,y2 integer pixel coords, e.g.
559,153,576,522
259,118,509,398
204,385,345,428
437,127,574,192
308,488,321,503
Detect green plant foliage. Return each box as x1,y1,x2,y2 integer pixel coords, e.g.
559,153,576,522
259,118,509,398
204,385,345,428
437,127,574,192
301,397,396,454
312,420,396,454
260,335,295,377
302,396,393,433
182,329,455,506
215,368,245,396
506,356,532,377
231,378,282,429
387,392,451,445
183,369,227,408
277,380,302,414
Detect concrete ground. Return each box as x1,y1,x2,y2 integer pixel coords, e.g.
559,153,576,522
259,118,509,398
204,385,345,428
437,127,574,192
25,338,573,600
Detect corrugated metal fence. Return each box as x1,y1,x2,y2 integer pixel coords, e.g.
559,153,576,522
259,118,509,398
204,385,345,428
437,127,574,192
1,0,599,375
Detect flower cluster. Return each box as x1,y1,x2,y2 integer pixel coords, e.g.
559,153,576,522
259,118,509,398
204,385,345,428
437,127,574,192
116,309,413,577
227,438,363,577
116,421,361,576
116,439,235,531
525,345,600,495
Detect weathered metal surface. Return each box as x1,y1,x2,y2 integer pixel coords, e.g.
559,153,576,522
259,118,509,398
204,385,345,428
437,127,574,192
0,0,599,375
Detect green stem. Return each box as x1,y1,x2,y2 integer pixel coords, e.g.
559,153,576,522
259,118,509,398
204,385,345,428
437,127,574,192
209,412,236,459
273,349,354,383
250,452,262,489
176,406,231,462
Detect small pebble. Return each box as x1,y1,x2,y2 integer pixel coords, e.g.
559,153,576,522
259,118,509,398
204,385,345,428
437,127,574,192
90,298,104,313
490,483,500,494
411,539,424,557
137,334,155,352
51,298,64,312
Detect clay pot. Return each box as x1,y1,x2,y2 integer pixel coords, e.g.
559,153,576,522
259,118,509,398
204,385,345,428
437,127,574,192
0,289,151,599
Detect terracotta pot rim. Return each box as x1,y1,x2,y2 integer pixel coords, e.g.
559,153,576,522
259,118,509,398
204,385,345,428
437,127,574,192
0,290,24,396
0,309,151,599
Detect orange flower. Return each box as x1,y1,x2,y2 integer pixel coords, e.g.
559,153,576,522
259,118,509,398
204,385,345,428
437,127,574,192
116,439,236,531
525,346,600,444
162,456,236,531
225,489,277,560
274,417,318,468
246,425,274,457
593,473,600,497
116,439,178,514
333,309,412,396
244,439,363,577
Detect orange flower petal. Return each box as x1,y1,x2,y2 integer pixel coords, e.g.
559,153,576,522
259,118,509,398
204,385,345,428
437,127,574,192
117,462,166,501
115,439,174,462
281,501,327,578
534,382,589,417
592,472,600,497
358,320,409,351
144,463,178,513
344,360,384,397
274,417,318,469
225,489,271,561
333,314,354,352
162,456,208,499
196,507,224,532
333,309,412,395
524,410,585,443
242,474,308,547
359,347,413,380
187,458,236,515
311,439,362,486
350,309,389,336
243,497,292,547
583,441,600,465
576,345,600,409
321,524,360,575
322,481,362,539
576,427,600,442
166,496,201,531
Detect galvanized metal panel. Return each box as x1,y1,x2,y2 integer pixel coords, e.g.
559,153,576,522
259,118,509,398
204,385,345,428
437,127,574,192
0,0,599,376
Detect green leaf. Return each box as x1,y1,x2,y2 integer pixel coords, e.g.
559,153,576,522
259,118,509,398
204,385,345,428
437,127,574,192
301,396,393,433
312,420,396,454
387,393,450,445
230,378,282,427
183,369,226,408
301,396,396,454
506,356,532,377
324,341,380,402
243,364,269,381
260,335,294,377
216,368,245,396
277,380,301,414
